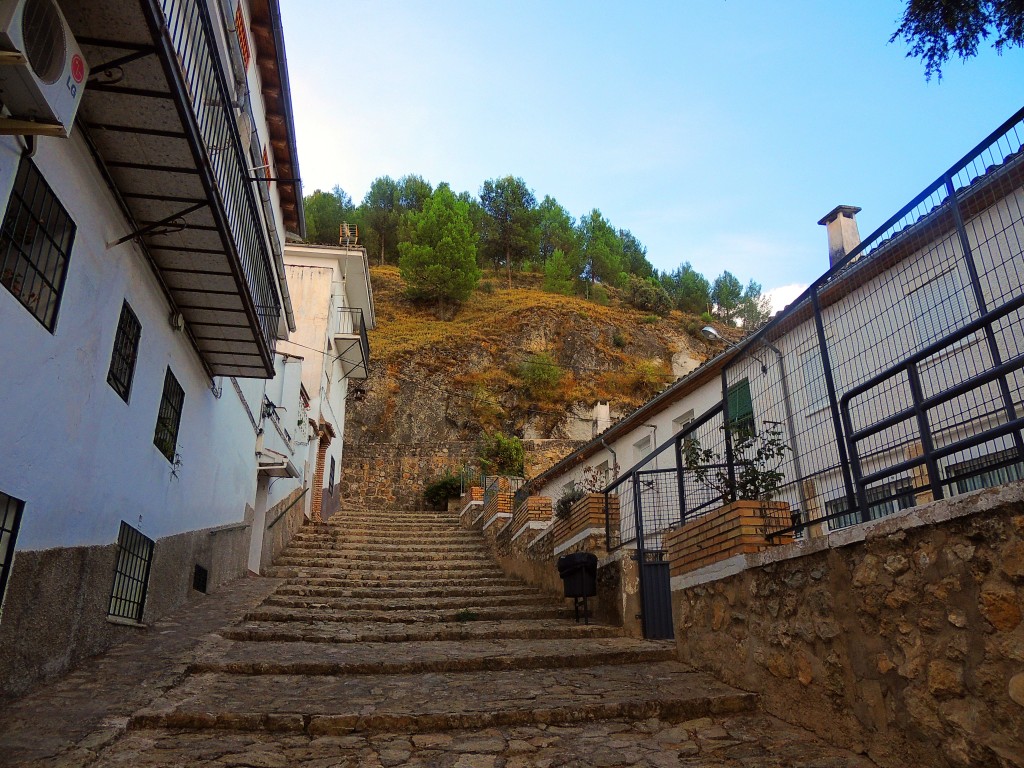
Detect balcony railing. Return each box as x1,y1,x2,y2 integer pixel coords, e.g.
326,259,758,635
333,307,370,380
160,0,281,354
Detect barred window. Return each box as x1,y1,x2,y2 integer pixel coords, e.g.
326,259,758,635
154,368,185,462
107,301,142,402
0,156,75,331
0,490,25,619
108,521,154,623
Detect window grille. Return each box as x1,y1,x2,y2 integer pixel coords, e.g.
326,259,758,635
0,156,75,331
910,268,970,347
328,456,335,495
946,449,1024,496
106,301,142,402
234,1,251,70
825,481,916,531
0,490,25,618
154,368,185,462
108,521,154,622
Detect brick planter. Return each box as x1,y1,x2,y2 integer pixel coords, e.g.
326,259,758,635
552,493,620,552
665,500,793,577
503,496,552,541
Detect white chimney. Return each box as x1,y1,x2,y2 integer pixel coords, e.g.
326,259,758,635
818,205,862,268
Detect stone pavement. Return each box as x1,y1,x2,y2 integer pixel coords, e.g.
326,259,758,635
0,507,879,767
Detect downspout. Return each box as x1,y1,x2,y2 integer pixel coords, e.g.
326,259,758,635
216,0,296,335
600,437,618,482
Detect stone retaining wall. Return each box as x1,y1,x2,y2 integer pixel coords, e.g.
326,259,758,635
671,483,1024,767
339,439,585,510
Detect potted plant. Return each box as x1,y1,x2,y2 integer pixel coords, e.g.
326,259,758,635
667,421,793,574
552,465,619,548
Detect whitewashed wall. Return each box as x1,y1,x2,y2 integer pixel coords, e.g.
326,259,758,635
0,132,264,552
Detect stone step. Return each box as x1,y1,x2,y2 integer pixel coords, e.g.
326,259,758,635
221,619,622,644
271,583,548,600
273,574,526,589
320,520,463,530
282,538,487,553
270,557,506,574
129,661,756,735
189,637,676,676
261,593,562,612
244,604,572,624
275,548,492,564
327,510,462,520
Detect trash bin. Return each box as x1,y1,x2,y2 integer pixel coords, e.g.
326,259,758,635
557,552,597,624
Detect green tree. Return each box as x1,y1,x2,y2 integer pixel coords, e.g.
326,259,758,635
711,271,744,325
737,280,773,329
542,248,575,295
661,263,711,314
537,196,577,262
618,229,654,279
398,174,433,213
361,176,401,265
479,431,525,476
303,186,353,244
398,184,480,306
479,176,540,288
577,209,623,292
891,0,1024,80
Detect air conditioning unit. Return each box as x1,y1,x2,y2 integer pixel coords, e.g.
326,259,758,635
0,0,88,137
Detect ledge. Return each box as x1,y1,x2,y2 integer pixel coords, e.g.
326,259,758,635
106,615,147,629
552,527,605,556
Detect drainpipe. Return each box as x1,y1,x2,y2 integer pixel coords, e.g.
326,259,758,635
600,437,618,482
763,340,810,524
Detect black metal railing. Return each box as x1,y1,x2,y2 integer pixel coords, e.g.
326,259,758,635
602,105,1024,552
336,307,370,371
159,0,281,354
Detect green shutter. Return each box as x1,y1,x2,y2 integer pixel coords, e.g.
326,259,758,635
727,378,754,435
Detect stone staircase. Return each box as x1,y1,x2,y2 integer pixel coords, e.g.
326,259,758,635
102,507,780,765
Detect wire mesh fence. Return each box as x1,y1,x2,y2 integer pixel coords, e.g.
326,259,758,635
603,106,1024,551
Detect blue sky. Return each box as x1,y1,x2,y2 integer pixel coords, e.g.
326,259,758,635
279,1,1023,308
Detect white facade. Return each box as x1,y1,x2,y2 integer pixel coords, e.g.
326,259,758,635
535,122,1024,540
0,0,308,696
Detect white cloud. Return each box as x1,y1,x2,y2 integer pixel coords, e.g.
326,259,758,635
764,283,808,314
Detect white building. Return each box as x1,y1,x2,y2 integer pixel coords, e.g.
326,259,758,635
532,107,1024,546
0,0,307,696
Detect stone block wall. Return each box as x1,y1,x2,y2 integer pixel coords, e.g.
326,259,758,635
338,438,585,510
671,484,1024,767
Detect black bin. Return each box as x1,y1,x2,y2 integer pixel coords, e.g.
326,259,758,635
557,552,597,623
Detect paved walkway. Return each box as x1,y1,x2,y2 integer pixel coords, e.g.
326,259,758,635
0,508,878,767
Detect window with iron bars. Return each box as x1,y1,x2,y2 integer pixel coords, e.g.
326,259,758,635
0,490,25,621
154,368,185,462
107,301,142,403
825,480,916,531
946,448,1024,496
108,521,154,623
0,156,76,332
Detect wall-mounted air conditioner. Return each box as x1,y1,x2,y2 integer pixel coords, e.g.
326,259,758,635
0,0,88,137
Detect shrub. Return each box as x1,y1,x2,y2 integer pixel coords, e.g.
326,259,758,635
590,284,610,305
423,474,462,510
640,314,659,324
555,486,586,520
624,275,673,316
479,280,495,294
612,329,627,348
518,352,562,395
700,311,715,324
479,431,525,476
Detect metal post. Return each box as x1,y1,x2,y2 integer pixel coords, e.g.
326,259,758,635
907,362,945,501
840,400,872,524
631,472,647,635
721,368,737,502
675,435,687,525
811,287,859,518
944,175,1024,461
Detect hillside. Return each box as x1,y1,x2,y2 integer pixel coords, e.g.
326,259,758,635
344,267,731,450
